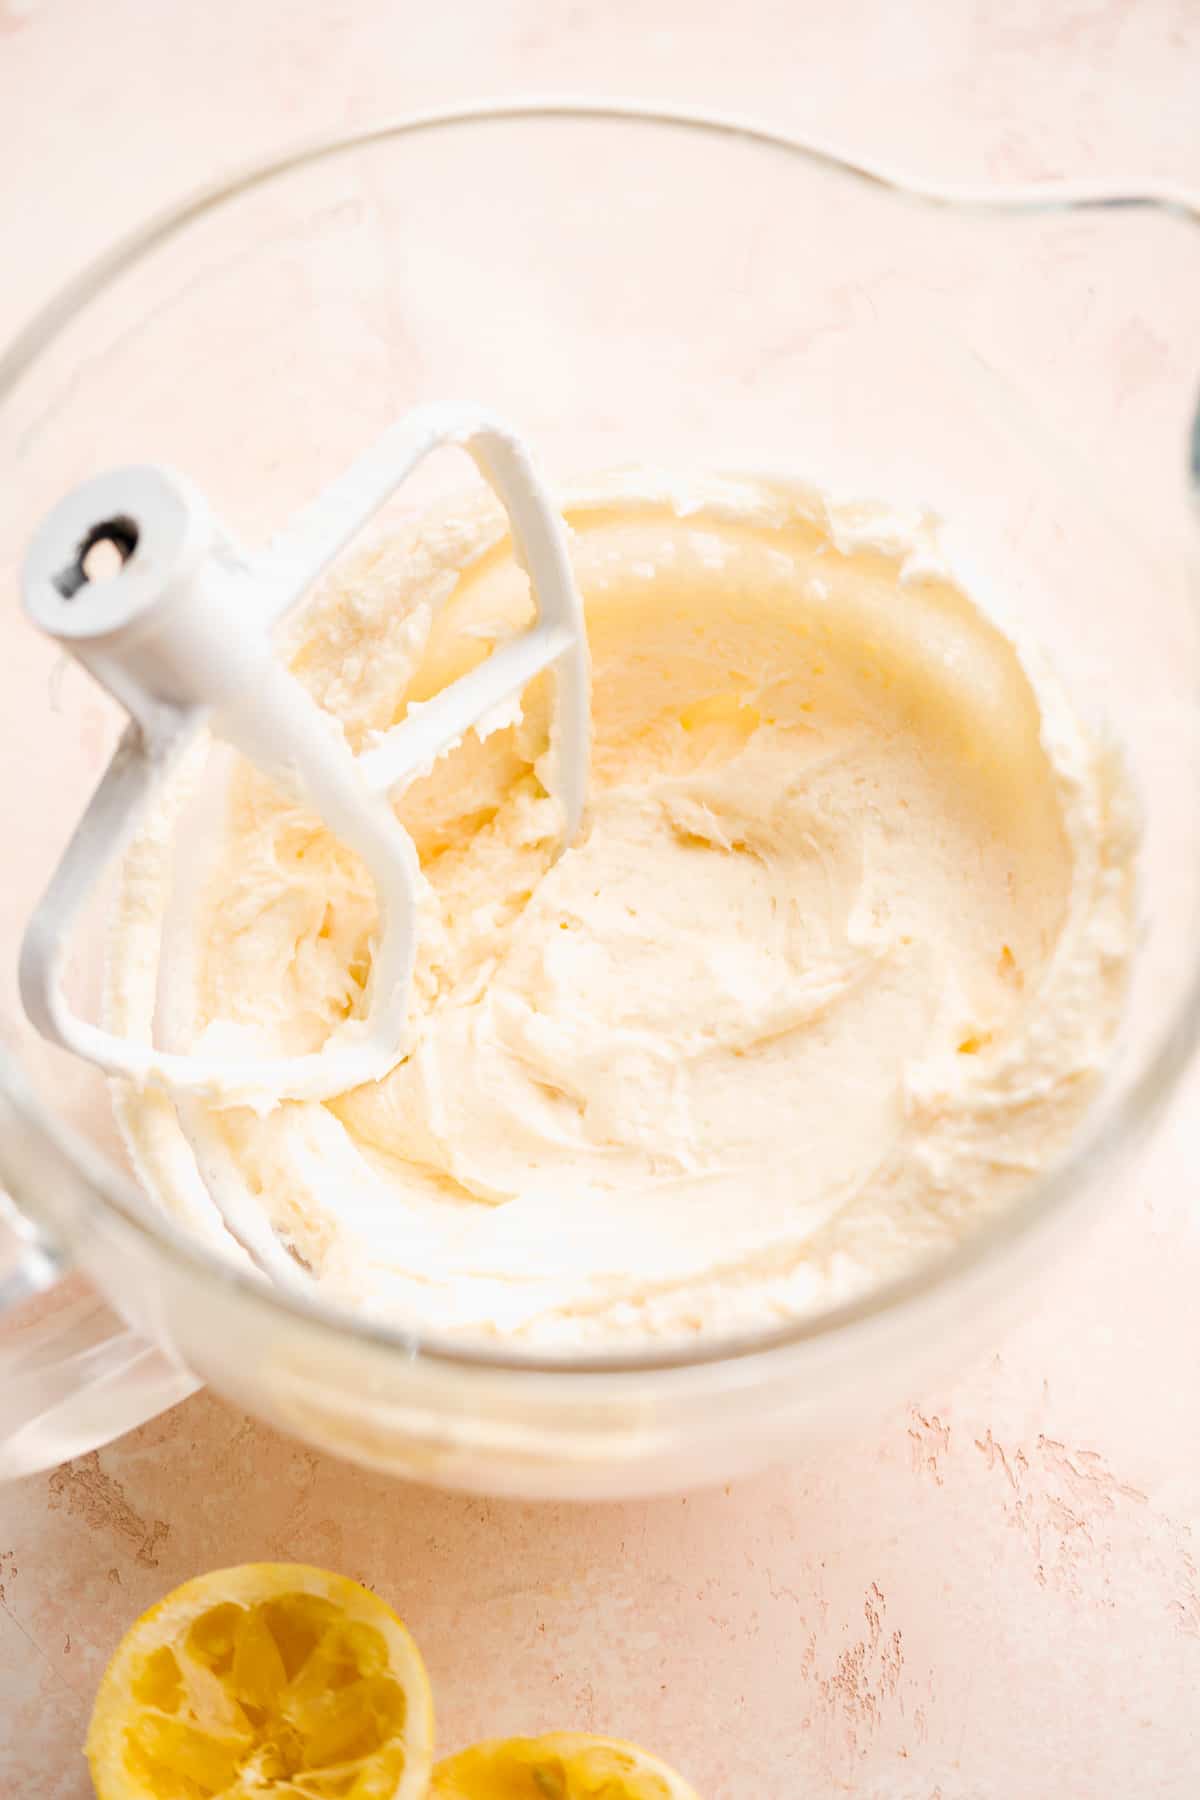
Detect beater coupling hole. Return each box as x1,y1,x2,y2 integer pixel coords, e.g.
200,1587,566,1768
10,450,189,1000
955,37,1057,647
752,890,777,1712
53,515,140,599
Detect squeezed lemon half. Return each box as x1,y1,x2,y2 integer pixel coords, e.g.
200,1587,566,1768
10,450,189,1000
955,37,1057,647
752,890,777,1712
85,1563,435,1800
430,1733,699,1800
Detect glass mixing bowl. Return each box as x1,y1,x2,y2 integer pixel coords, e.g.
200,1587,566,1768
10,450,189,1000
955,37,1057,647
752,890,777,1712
2,104,1198,1498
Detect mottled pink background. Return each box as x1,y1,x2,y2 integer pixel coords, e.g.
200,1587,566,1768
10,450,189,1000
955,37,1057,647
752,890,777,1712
2,1,1199,1795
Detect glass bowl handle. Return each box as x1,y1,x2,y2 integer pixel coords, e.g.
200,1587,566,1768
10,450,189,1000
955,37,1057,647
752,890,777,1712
0,1082,199,1480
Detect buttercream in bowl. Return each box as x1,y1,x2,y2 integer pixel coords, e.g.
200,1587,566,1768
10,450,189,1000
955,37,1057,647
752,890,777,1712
108,472,1136,1346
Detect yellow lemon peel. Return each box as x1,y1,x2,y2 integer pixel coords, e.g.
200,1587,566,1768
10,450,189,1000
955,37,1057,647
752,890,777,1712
86,1563,434,1800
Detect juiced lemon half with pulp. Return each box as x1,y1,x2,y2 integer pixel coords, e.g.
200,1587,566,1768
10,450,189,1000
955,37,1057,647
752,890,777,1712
431,1733,699,1799
85,1562,434,1799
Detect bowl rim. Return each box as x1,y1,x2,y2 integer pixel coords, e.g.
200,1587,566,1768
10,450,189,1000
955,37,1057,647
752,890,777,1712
3,97,1199,1382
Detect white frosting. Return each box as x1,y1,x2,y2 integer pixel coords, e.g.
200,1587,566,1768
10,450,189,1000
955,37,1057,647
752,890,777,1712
106,472,1136,1346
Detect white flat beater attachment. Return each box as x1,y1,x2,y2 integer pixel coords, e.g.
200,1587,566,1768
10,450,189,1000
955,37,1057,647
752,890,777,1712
18,405,590,1106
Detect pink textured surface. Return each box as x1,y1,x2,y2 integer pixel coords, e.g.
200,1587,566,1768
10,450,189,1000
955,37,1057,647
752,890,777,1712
2,2,1199,1795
